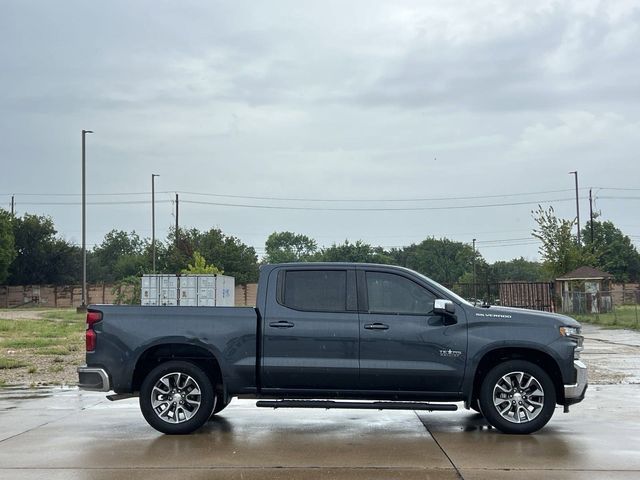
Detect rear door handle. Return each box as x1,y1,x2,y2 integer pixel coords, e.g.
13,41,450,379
269,321,295,328
364,323,389,330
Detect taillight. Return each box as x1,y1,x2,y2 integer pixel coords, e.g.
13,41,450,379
86,329,96,351
87,311,102,327
86,310,102,352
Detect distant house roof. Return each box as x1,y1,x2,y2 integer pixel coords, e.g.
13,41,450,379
556,266,614,281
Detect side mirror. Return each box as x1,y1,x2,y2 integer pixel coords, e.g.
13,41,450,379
434,299,456,316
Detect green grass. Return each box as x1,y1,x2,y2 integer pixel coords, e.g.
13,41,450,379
1,338,62,349
0,319,81,338
0,309,84,352
0,308,84,367
0,357,27,369
574,305,640,330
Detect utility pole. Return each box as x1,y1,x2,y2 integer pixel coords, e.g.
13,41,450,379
472,238,477,301
175,193,179,242
80,129,94,312
589,188,594,246
569,171,580,245
151,174,159,273
10,195,14,216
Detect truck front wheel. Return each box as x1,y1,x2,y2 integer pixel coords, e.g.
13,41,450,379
479,360,556,434
208,393,231,419
140,360,215,434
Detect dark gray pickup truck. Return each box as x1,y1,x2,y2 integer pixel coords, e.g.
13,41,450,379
78,263,587,435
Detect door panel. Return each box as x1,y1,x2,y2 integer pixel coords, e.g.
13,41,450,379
359,270,467,392
261,268,359,390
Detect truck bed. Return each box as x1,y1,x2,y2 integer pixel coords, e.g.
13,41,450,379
85,304,259,394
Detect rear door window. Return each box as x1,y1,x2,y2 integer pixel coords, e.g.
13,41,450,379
282,270,347,312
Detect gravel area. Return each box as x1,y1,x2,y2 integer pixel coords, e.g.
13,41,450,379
581,323,640,385
0,349,83,387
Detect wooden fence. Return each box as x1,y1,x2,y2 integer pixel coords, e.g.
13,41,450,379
0,283,259,308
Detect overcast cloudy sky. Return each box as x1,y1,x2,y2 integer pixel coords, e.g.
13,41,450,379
1,0,639,262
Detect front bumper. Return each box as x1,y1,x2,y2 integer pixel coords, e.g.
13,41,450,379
564,360,588,404
77,366,111,392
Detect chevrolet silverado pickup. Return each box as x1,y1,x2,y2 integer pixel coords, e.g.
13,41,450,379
78,263,587,435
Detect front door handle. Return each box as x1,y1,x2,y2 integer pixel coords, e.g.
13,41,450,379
364,323,389,330
269,321,295,328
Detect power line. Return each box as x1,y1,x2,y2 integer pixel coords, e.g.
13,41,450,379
175,188,580,203
0,191,168,197
475,237,534,244
477,241,541,249
13,196,579,211
17,200,172,206
180,197,574,212
3,186,638,203
599,196,640,200
2,188,580,202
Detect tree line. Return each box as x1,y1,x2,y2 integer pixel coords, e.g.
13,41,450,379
0,207,638,288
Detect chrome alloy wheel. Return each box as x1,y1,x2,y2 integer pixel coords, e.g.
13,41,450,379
150,372,202,424
492,371,544,424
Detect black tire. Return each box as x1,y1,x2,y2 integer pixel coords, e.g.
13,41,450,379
209,394,230,419
140,360,215,435
479,360,556,434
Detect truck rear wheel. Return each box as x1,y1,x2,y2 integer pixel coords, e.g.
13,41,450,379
140,360,214,434
479,360,555,434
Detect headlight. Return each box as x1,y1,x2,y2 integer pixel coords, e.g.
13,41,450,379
560,326,584,359
559,326,581,337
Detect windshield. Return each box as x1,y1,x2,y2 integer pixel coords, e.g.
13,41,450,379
412,271,473,307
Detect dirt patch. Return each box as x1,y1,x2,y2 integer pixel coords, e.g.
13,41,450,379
0,310,50,321
581,358,630,384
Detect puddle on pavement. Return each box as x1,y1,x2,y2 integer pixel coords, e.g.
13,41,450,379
0,385,77,402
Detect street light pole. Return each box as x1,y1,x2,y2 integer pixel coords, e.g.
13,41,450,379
151,174,159,273
80,129,93,312
472,238,477,301
569,171,580,245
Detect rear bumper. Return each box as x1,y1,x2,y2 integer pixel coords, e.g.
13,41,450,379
77,366,111,392
564,360,588,405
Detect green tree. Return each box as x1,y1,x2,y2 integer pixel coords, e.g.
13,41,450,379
531,205,593,278
88,230,149,283
161,227,199,274
8,213,81,285
582,220,640,282
264,231,317,264
315,240,393,264
0,209,16,284
182,251,223,274
389,237,478,285
489,257,547,282
152,228,258,283
111,275,142,304
192,228,258,284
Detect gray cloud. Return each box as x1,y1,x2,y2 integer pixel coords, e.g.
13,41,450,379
1,0,639,262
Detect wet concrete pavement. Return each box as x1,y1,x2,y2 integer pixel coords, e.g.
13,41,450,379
1,325,639,479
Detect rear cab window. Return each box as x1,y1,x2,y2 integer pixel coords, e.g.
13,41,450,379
278,269,356,312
